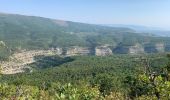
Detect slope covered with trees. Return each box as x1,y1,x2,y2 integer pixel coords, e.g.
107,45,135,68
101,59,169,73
0,54,170,99
1,13,170,60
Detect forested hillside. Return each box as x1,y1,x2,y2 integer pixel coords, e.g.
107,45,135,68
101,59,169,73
1,13,170,60
0,13,133,49
1,54,170,99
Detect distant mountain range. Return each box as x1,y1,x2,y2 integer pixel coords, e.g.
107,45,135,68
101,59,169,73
103,24,170,37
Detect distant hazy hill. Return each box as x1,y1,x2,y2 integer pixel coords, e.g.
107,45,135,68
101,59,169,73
104,24,170,37
1,13,170,59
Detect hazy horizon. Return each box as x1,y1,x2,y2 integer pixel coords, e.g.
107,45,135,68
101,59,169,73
0,0,170,29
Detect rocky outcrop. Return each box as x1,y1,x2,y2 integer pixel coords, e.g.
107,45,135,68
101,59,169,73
155,43,164,52
0,41,6,47
113,43,144,54
2,44,170,74
95,46,112,56
51,48,63,55
1,46,92,74
65,46,91,56
129,44,144,54
1,48,63,74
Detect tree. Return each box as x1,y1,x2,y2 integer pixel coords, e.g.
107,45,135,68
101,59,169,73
90,74,114,96
124,54,170,100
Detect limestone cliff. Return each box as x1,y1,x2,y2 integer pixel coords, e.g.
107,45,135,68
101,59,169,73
1,48,63,74
65,46,91,56
129,44,144,54
155,43,164,52
0,41,6,47
95,46,112,56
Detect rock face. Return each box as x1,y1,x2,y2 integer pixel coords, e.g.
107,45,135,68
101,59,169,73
51,48,63,55
1,46,93,74
1,44,170,74
0,41,6,47
95,46,112,56
65,46,91,56
113,43,166,54
129,44,144,54
155,43,164,52
1,48,63,74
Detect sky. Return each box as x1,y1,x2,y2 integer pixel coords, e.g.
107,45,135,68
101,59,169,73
0,0,170,29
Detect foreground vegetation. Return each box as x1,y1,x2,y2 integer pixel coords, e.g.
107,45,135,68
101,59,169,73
0,54,170,99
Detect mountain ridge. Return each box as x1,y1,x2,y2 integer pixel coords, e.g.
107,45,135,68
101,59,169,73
104,24,170,37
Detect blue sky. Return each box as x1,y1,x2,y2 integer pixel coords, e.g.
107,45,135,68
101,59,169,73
0,0,170,29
